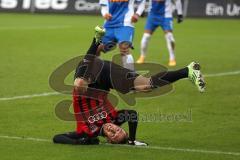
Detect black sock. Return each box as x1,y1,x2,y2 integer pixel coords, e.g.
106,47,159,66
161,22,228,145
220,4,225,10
116,110,138,142
86,38,100,55
127,110,138,142
151,67,188,87
128,121,138,142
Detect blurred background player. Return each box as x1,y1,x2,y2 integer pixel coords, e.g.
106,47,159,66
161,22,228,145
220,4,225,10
99,0,146,70
137,0,183,67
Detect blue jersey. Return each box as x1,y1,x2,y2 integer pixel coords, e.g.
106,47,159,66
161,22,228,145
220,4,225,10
100,0,145,28
148,0,182,18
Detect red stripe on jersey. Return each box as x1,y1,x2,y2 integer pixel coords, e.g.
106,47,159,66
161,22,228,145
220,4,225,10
80,96,93,135
72,90,86,134
72,89,118,137
90,99,104,125
104,99,118,123
90,99,97,113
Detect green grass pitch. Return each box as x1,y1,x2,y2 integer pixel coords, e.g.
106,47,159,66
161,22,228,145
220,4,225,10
0,13,240,160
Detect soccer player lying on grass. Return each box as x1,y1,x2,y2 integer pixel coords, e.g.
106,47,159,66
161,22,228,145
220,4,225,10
53,109,145,145
53,26,205,145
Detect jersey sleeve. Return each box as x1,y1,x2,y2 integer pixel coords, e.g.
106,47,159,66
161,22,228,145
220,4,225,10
99,0,109,16
135,0,146,16
175,0,183,15
99,0,108,6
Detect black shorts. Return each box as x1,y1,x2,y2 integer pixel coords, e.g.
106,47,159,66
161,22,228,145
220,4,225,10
75,56,139,94
107,61,139,94
94,60,139,94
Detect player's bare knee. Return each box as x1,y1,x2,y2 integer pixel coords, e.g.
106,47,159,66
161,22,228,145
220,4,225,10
134,76,152,92
135,85,151,92
96,44,104,56
103,42,117,53
120,48,129,55
165,32,175,42
119,42,130,55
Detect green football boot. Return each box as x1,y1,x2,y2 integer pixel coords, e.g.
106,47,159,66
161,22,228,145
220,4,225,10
188,62,206,92
94,25,105,44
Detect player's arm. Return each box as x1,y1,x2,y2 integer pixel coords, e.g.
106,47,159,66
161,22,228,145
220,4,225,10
74,77,89,94
74,27,105,93
53,132,100,145
74,56,104,93
132,0,146,23
175,0,183,23
74,59,99,94
100,0,112,20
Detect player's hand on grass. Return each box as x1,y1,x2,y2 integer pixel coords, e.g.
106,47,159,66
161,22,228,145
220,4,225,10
177,15,183,23
128,140,148,146
104,13,112,21
131,14,140,23
74,78,88,94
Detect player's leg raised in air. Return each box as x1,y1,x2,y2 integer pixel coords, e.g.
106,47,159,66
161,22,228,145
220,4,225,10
110,59,206,94
53,27,148,146
133,62,205,93
58,26,205,146
77,26,206,94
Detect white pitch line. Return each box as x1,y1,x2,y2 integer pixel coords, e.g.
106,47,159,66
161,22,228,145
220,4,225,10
0,135,50,142
0,135,239,156
0,26,71,30
204,70,240,78
0,92,60,101
0,70,239,102
106,144,240,156
143,146,240,156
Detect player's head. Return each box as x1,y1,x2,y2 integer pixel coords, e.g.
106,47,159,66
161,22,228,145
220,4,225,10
103,123,128,144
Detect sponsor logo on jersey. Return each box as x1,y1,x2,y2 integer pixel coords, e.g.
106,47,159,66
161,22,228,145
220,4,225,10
88,111,108,124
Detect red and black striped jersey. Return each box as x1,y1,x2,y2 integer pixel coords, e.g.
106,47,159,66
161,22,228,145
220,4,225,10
72,88,118,137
